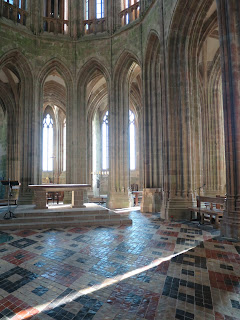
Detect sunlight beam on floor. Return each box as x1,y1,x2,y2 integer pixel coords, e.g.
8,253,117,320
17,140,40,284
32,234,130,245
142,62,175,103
20,246,196,319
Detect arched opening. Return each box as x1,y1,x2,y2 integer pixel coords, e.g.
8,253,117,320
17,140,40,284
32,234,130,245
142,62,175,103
42,70,67,185
198,4,226,196
0,50,34,204
85,69,108,198
128,62,142,189
164,0,227,222
108,52,142,209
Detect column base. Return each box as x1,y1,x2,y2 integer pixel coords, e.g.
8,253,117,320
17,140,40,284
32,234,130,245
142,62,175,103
162,197,194,220
221,210,240,240
140,188,162,213
107,191,131,209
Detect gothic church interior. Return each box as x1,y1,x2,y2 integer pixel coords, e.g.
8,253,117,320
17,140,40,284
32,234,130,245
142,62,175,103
0,0,240,319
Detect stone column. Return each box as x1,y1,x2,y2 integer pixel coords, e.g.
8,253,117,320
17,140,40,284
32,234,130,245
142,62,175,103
141,32,164,214
30,0,43,34
114,0,122,31
54,0,58,18
34,190,47,209
71,0,78,39
72,190,85,208
107,78,131,209
18,82,35,205
216,0,240,239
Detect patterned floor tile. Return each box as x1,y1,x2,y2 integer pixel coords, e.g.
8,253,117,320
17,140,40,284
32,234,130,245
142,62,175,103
0,210,239,319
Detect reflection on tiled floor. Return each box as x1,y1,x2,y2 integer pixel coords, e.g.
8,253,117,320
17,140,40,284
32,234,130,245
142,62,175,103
0,211,239,319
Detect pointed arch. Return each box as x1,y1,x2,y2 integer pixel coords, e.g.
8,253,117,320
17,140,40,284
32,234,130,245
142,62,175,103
77,58,110,186
0,49,34,201
36,58,73,184
113,49,141,84
108,49,142,207
167,0,214,200
38,58,73,92
0,49,33,83
77,58,110,90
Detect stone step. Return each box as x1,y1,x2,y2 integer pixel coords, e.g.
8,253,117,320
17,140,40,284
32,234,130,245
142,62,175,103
11,208,110,218
0,213,122,224
0,203,132,230
0,217,132,230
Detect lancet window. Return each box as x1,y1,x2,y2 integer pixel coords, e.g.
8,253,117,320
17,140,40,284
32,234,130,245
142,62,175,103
102,111,109,170
129,110,136,170
43,114,54,172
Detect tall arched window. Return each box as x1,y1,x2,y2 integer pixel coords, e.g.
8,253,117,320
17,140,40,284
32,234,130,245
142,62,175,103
129,110,136,170
43,114,54,171
85,0,89,19
102,111,109,170
96,0,104,18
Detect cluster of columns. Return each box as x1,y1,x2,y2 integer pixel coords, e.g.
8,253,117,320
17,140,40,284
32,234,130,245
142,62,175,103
216,0,240,238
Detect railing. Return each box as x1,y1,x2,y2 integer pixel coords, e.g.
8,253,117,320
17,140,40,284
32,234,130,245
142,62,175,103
43,17,69,35
83,17,106,35
119,1,140,27
2,2,28,26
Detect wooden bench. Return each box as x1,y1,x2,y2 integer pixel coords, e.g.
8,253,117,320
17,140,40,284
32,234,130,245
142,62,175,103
189,196,225,229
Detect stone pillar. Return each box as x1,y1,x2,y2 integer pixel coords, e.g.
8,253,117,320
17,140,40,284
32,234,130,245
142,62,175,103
34,190,47,209
54,0,58,18
216,0,240,239
141,33,163,214
30,0,43,34
141,188,162,213
72,190,85,208
114,0,122,31
71,0,78,39
107,79,131,209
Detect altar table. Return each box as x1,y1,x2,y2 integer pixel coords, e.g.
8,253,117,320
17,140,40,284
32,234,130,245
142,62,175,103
29,184,91,209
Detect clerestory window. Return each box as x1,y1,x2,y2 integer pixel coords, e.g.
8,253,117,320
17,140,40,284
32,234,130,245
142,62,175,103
96,0,104,18
85,0,89,19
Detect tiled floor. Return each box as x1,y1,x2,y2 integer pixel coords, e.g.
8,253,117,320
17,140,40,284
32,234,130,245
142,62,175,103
0,210,239,319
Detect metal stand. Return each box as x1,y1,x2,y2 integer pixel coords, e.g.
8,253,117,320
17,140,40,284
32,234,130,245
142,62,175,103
1,180,19,220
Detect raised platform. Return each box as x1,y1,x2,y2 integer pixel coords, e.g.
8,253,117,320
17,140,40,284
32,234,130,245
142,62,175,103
0,203,132,230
